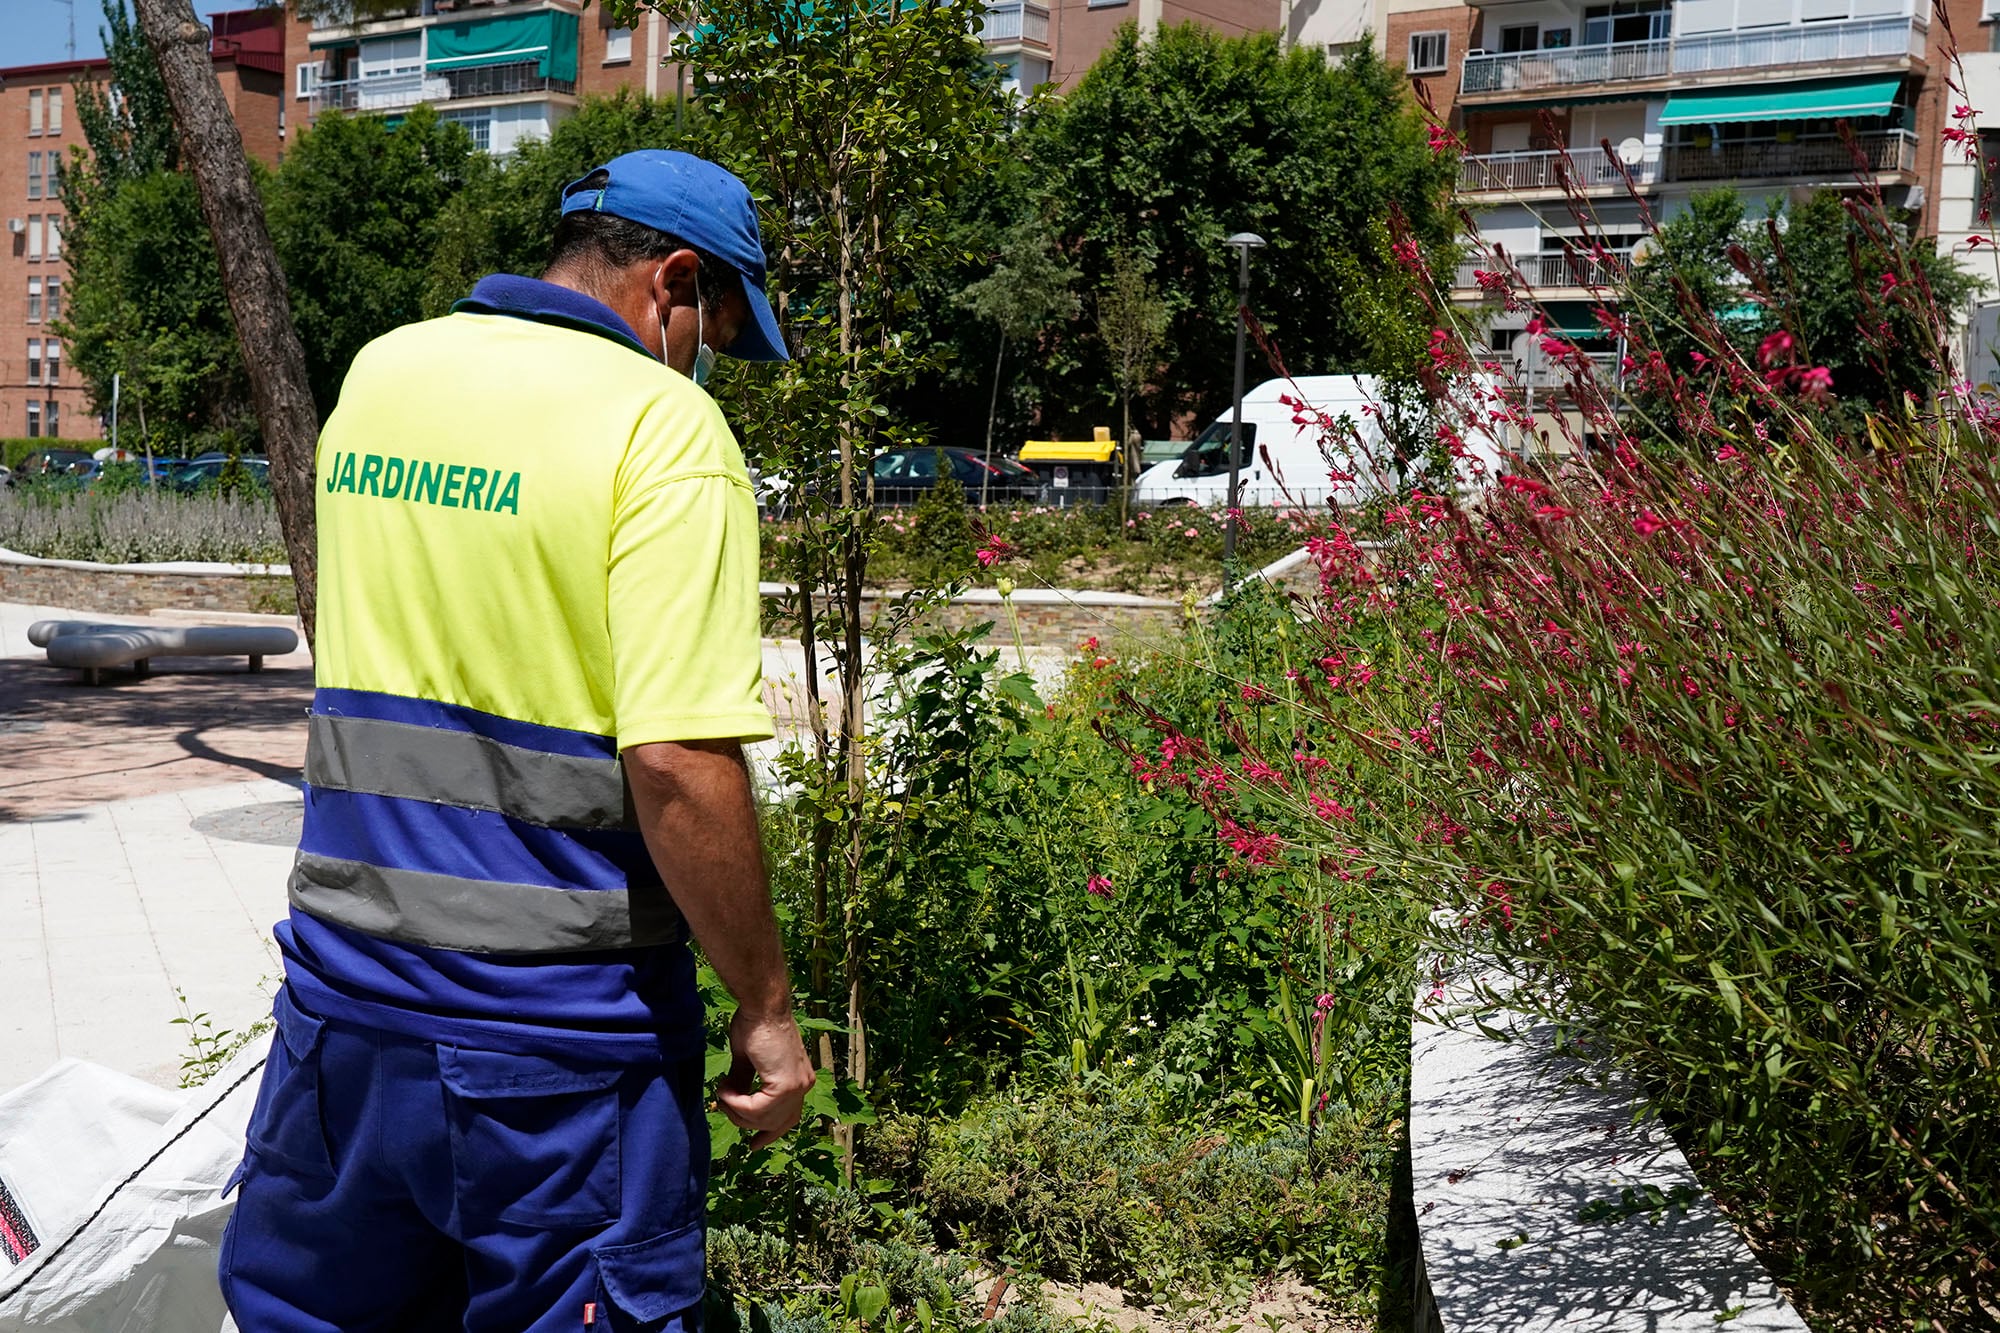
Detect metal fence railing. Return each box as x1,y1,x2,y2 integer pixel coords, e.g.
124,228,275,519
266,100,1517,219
1460,14,1923,95
1458,145,1661,193
1661,129,1918,183
982,1,1050,46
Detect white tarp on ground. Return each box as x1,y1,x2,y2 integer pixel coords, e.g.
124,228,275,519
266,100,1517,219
0,1037,267,1333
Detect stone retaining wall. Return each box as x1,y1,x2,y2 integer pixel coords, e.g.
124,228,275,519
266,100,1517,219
760,588,1187,647
0,556,1190,646
0,562,296,616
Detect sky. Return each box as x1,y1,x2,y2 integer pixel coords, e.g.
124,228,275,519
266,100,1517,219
4,0,244,70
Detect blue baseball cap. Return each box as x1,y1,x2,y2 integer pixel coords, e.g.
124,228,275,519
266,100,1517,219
560,149,788,363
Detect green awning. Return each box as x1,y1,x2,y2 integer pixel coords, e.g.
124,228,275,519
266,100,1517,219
1658,76,1902,127
426,11,579,82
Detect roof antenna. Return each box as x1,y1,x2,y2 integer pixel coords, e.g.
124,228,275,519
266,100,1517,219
60,0,78,60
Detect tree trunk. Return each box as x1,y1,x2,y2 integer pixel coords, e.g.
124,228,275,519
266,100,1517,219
131,0,318,648
1119,380,1132,532
981,338,1004,510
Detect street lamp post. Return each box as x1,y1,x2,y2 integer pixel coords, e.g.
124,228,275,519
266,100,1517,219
1223,231,1265,565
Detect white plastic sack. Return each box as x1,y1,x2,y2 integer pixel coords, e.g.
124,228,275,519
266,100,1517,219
0,1037,268,1333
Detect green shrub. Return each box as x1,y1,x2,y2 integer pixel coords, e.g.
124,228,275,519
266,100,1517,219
0,488,284,564
892,1087,1391,1301
906,464,977,577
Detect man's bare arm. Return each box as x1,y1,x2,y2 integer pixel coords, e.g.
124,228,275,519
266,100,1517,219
625,738,813,1150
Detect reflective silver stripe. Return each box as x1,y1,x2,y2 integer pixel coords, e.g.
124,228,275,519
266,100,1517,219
306,713,630,830
289,851,684,954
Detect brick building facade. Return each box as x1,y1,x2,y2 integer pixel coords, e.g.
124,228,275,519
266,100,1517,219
1,13,285,445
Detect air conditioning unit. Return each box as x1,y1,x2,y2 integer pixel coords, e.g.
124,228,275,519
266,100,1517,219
6,219,24,235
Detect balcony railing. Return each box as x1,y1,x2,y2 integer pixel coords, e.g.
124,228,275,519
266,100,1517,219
311,61,576,114
1462,38,1668,94
983,2,1049,48
1458,145,1661,193
1661,129,1917,183
1456,250,1636,291
1460,14,1924,96
1515,348,1623,393
1459,130,1917,194
1670,15,1927,76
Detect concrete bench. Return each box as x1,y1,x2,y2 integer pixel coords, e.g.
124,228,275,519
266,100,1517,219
29,620,299,686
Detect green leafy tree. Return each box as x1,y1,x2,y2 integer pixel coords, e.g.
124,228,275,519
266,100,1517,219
270,107,481,417
1094,247,1168,518
1021,28,1456,436
56,168,254,453
610,0,1010,1173
422,89,698,314
68,0,179,190
959,214,1078,503
1620,187,1982,435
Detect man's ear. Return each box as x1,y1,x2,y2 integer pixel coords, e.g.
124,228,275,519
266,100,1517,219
656,249,702,310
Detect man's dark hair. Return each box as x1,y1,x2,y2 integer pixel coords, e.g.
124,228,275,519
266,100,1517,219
547,170,735,316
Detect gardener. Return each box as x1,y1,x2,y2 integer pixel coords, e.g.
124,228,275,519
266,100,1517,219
220,150,814,1332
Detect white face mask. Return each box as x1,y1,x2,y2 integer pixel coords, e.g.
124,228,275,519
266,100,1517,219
659,266,718,388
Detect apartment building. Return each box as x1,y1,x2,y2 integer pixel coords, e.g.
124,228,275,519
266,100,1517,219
1363,0,1978,450
1,61,97,442
0,14,288,445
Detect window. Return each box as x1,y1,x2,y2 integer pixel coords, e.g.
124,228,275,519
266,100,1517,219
1086,0,1129,10
25,401,40,438
1409,31,1448,73
47,89,62,136
45,400,58,438
26,215,41,262
27,89,42,137
1582,1,1670,46
26,278,41,323
296,61,323,100
1543,27,1573,48
26,340,41,387
604,25,633,61
45,341,58,387
26,152,43,201
1500,24,1539,52
45,216,61,261
441,108,492,153
357,34,422,81
45,278,61,320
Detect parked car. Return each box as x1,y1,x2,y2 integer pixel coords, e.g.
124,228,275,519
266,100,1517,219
9,448,93,484
869,447,1040,507
170,456,270,494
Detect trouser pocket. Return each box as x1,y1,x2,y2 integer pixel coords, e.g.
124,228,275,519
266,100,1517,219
594,1218,706,1329
243,989,334,1179
438,1047,624,1229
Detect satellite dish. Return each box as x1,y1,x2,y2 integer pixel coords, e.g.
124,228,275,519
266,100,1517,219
1629,237,1657,267
1616,137,1646,166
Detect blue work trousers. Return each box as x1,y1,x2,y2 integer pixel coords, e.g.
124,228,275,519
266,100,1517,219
219,988,709,1332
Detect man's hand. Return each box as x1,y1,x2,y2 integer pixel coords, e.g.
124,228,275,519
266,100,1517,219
716,1007,814,1151
624,738,811,1153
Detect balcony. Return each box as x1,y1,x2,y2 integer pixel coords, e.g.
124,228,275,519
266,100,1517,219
1460,14,1925,98
1660,128,1917,183
1459,144,1661,194
1458,128,1917,196
983,2,1049,49
311,61,576,114
1515,348,1624,393
1456,250,1636,292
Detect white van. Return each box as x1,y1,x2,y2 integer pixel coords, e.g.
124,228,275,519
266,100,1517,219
1131,374,1502,509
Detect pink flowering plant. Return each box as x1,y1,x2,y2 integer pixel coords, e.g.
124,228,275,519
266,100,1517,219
1127,156,2000,1325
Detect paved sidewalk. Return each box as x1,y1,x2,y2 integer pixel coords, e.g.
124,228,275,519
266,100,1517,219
0,778,296,1094
0,599,1084,1097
